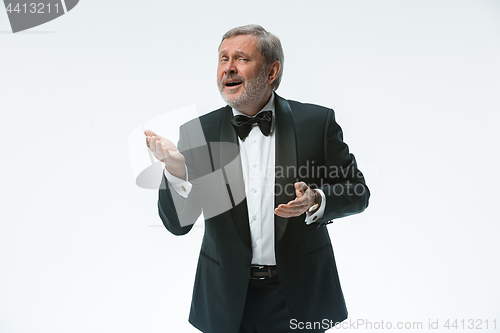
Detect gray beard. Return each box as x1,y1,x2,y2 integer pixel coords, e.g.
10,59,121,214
219,67,268,111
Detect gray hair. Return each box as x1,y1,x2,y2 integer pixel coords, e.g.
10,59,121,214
220,24,284,91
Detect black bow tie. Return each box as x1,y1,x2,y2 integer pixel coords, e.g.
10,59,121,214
230,111,273,140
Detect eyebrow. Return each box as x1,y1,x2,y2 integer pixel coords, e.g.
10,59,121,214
219,50,251,58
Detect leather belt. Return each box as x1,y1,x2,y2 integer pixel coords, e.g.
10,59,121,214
250,265,278,280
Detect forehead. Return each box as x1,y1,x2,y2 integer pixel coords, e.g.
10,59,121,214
219,35,260,56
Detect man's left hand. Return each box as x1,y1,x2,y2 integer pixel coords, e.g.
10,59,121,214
274,182,317,218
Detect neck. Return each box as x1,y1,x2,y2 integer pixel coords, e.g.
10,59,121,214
238,89,273,116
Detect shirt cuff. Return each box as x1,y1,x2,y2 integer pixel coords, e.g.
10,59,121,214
163,165,192,198
305,189,326,225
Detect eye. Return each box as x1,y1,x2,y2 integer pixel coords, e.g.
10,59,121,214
220,58,228,63
240,58,248,62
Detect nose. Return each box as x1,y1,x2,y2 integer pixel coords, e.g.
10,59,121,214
223,59,237,74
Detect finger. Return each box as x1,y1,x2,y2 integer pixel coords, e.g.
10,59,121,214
144,129,157,137
274,209,292,218
155,140,167,161
147,131,177,152
295,182,308,197
277,203,307,214
295,181,308,191
146,135,155,148
282,195,309,208
146,136,154,150
150,136,160,153
160,137,178,151
147,137,157,152
276,201,308,212
275,206,298,215
274,206,305,218
274,208,289,218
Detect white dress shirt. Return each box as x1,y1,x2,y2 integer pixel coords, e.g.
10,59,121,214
164,93,326,265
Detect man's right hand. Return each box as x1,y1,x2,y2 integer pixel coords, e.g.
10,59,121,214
144,129,186,180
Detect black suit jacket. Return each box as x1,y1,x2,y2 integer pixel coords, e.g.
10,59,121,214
158,94,370,332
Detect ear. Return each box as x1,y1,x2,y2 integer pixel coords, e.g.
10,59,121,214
267,60,280,86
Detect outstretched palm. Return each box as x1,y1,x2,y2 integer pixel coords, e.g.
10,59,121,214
144,129,186,180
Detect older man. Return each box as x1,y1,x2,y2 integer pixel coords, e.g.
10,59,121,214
145,25,369,333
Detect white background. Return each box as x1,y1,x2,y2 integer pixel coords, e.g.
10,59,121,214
1,1,499,332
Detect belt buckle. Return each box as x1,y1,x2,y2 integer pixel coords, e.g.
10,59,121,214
250,265,266,280
249,265,276,280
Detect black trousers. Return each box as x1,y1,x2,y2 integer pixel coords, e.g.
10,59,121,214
238,277,326,333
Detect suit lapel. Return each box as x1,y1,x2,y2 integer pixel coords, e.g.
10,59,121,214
274,95,298,245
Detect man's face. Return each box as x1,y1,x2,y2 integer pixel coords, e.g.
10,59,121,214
217,35,270,111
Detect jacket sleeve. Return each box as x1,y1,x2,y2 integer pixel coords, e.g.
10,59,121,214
157,123,202,235
317,109,370,225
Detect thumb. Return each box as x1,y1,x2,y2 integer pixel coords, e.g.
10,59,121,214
295,183,304,197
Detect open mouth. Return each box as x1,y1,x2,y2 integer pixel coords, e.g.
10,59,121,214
225,81,243,88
